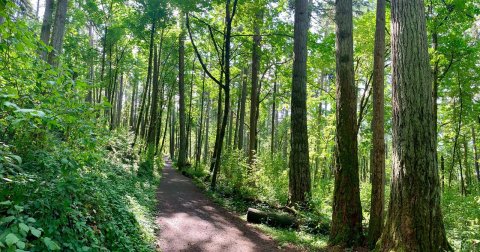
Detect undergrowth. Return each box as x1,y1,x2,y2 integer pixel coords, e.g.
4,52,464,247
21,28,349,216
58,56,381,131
1,132,161,251
181,151,480,251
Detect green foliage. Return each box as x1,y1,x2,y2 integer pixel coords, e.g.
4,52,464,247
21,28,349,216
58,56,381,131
443,186,480,251
0,201,60,251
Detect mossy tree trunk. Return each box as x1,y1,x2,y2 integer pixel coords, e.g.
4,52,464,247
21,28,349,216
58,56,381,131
330,0,364,247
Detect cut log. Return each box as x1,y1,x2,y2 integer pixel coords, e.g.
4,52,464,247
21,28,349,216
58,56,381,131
246,208,298,228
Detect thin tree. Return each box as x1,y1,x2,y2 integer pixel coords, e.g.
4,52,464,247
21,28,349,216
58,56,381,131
178,13,187,169
367,0,386,248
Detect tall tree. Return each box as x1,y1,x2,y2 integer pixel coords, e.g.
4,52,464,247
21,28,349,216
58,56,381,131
330,0,364,246
39,0,54,60
178,13,187,168
473,127,480,182
288,0,311,205
237,68,247,150
248,2,263,165
47,0,68,66
367,0,386,248
380,0,451,250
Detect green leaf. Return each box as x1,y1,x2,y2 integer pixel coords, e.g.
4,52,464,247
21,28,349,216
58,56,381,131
26,218,35,223
15,241,25,249
1,216,15,225
14,109,46,118
3,102,20,110
18,223,29,233
0,201,12,206
10,155,21,164
43,237,60,250
5,233,19,246
30,227,41,238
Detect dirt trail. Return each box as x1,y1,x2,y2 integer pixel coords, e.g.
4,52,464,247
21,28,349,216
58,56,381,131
155,158,294,252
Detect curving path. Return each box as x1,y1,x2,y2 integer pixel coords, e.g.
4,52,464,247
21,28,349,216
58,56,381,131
155,158,295,252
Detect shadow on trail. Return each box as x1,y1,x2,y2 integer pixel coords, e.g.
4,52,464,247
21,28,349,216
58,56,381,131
155,157,287,252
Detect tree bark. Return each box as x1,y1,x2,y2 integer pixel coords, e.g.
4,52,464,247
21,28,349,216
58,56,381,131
289,0,311,205
473,127,480,182
204,95,211,163
178,14,187,168
170,100,175,160
248,5,263,165
380,0,451,250
47,0,68,66
330,0,363,246
271,72,277,158
40,0,54,60
237,69,247,150
367,0,386,248
196,72,206,168
116,74,124,127
463,135,470,193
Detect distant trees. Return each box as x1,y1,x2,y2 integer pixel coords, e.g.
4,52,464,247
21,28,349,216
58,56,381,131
380,0,451,250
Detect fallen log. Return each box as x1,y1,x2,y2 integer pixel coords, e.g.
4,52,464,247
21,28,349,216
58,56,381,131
246,208,298,229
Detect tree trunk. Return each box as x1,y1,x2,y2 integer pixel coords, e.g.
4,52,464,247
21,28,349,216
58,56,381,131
177,13,187,169
271,72,277,158
248,5,263,165
459,148,465,196
147,30,164,158
187,59,195,161
473,127,480,182
227,101,234,149
463,135,471,192
247,208,298,229
130,80,138,130
170,101,175,160
86,24,94,103
367,0,386,248
449,81,463,187
330,0,363,246
47,0,68,66
204,96,211,163
40,0,54,60
211,0,238,190
133,21,155,147
210,88,223,173
116,74,124,127
289,0,311,206
196,72,206,168
233,82,241,149
380,1,451,250
441,155,445,190
237,69,247,150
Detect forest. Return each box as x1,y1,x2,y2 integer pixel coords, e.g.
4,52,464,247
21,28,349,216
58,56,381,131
0,0,479,251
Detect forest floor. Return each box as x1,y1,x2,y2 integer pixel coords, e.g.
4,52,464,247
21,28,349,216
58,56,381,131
155,157,302,252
